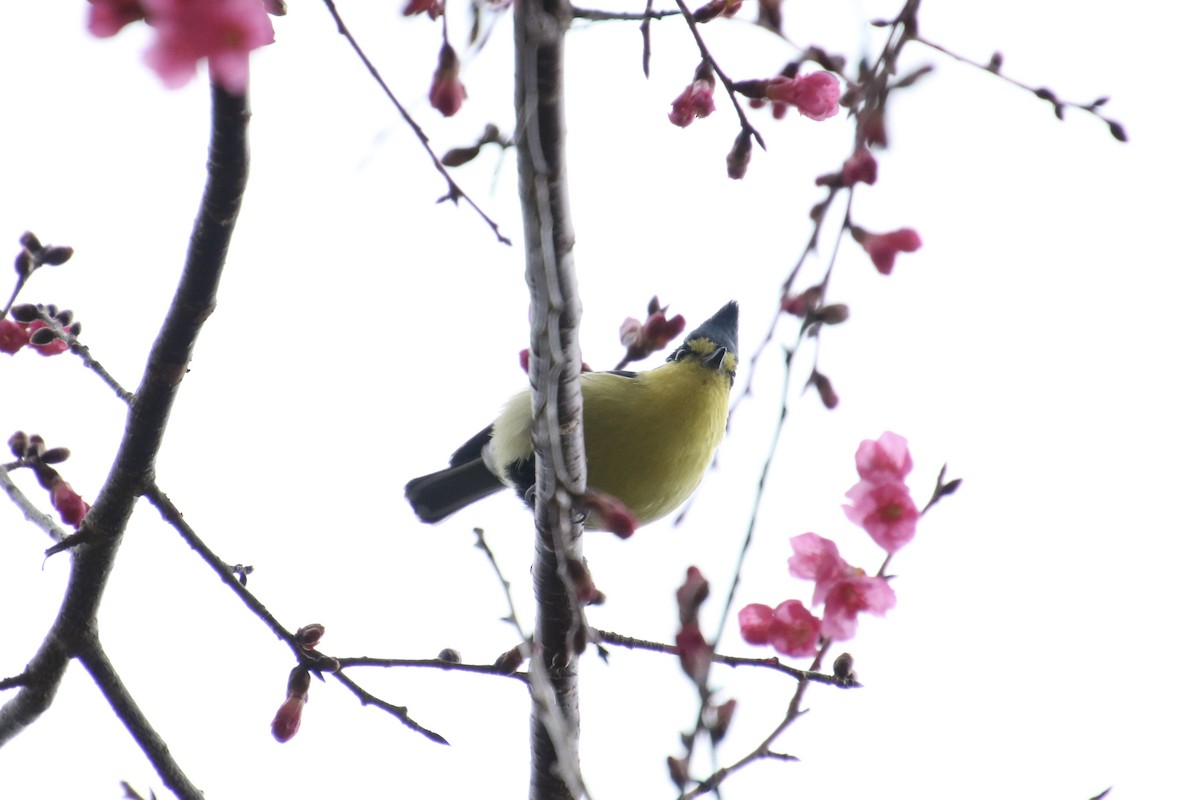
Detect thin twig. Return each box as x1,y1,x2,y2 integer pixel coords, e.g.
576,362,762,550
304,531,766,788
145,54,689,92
910,34,1126,140
714,196,853,646
29,308,132,403
680,682,809,799
319,0,512,244
330,669,450,745
143,483,297,646
474,527,529,639
0,465,66,543
337,656,530,683
670,0,764,149
0,83,249,762
595,629,856,688
572,5,678,21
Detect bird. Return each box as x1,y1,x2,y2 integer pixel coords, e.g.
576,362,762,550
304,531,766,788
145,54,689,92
404,301,738,531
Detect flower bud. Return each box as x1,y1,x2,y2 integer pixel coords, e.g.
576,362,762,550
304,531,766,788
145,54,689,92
29,327,58,346
567,557,605,605
295,623,325,650
51,481,89,527
580,490,637,538
441,145,481,167
429,44,466,117
271,694,305,743
10,304,38,323
709,698,737,743
667,755,690,790
493,645,525,674
832,652,856,684
8,431,29,458
812,371,838,409
436,648,461,663
41,246,74,266
286,665,312,698
27,434,45,459
675,566,709,627
726,129,753,180
41,447,71,464
14,249,34,278
812,304,849,325
675,622,712,686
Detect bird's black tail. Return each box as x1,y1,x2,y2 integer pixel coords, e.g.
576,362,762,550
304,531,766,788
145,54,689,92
405,459,505,523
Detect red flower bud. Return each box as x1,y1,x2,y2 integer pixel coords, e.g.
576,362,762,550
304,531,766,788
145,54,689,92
429,44,466,117
271,694,306,743
580,490,638,538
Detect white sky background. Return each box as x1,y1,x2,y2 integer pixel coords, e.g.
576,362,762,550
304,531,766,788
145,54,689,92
1,1,1196,798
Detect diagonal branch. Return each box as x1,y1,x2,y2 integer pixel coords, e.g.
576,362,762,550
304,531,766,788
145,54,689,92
0,82,250,791
77,637,204,800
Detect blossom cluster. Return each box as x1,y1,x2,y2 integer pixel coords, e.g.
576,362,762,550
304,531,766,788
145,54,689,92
671,69,841,129
2,300,80,358
855,227,922,275
738,432,919,657
668,78,716,128
0,317,70,357
743,70,842,121
618,298,687,364
86,0,276,93
8,432,90,528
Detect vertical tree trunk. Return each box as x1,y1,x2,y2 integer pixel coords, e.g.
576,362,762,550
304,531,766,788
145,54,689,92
513,0,586,797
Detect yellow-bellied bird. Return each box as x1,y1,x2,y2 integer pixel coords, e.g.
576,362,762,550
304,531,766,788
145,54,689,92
405,302,738,530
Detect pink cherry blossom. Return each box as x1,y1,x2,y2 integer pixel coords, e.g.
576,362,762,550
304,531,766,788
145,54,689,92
841,148,877,186
860,228,922,275
737,603,774,645
788,532,852,606
86,0,146,37
820,574,896,640
844,479,919,553
0,320,29,355
668,79,716,128
763,71,840,121
854,431,913,484
141,0,275,93
620,309,686,361
769,599,821,657
402,0,443,18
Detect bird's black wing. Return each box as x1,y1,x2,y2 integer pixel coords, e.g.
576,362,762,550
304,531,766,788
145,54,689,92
449,424,494,467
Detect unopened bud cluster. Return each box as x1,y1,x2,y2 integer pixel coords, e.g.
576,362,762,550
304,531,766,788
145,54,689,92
8,432,89,527
2,303,80,357
14,231,74,279
618,296,686,365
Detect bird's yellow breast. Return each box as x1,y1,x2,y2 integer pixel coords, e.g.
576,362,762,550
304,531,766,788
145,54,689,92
488,359,730,526
582,361,729,524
